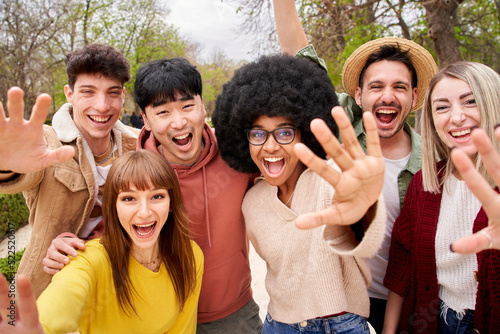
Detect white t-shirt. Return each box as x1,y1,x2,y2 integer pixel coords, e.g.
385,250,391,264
368,154,410,299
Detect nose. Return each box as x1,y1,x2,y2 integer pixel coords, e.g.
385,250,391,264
170,111,187,129
137,199,152,220
450,106,466,125
380,88,396,104
94,93,110,113
262,133,280,152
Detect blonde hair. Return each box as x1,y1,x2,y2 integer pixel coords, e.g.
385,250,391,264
421,61,500,193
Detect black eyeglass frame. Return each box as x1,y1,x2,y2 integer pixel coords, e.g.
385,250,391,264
244,127,298,146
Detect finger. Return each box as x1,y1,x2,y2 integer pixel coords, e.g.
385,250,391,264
0,274,12,322
451,148,497,206
309,118,354,171
295,206,349,229
42,256,66,272
6,87,25,123
16,275,41,329
450,231,491,254
43,146,76,166
55,238,85,258
29,93,52,125
294,143,341,187
363,112,383,158
332,106,365,160
0,101,6,126
43,265,61,275
471,128,500,188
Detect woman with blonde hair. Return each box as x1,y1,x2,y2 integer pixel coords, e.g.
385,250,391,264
384,62,500,333
0,150,204,333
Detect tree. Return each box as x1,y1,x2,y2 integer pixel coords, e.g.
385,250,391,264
0,0,190,115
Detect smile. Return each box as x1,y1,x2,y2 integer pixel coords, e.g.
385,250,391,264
133,222,156,237
451,128,471,138
376,109,397,124
89,115,111,123
173,133,192,147
263,157,285,175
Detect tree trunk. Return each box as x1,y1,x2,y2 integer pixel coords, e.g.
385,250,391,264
423,0,463,68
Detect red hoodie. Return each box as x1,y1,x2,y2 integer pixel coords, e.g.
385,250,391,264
138,123,255,323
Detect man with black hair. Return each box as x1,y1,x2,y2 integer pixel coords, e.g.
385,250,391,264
273,0,438,331
134,57,263,333
0,44,137,298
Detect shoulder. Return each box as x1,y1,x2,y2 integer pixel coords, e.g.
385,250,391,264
74,239,109,267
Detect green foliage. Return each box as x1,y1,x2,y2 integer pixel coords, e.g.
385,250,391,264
0,249,25,280
0,194,29,240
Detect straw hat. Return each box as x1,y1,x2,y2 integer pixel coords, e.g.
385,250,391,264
342,37,438,111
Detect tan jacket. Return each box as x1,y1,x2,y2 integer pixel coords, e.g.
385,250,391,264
0,103,138,297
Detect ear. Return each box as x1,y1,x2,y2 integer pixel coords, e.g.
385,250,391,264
354,87,362,106
411,87,418,108
64,85,73,104
200,96,207,117
142,112,152,131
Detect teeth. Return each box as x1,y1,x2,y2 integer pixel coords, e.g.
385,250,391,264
89,115,111,122
135,222,155,227
377,110,396,114
264,157,283,162
134,222,155,236
451,129,471,137
174,133,189,140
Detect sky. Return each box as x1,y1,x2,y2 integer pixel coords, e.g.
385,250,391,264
164,0,263,62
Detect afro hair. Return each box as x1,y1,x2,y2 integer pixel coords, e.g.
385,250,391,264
213,54,339,174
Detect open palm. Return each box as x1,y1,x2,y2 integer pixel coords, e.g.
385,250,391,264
0,87,74,174
294,106,384,229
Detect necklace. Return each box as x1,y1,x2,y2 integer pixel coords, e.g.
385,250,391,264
95,135,114,165
285,189,295,206
139,257,161,272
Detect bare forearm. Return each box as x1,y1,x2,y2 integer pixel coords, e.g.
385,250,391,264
273,0,308,54
382,290,404,334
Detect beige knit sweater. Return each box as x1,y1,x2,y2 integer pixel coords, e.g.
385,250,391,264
242,160,386,324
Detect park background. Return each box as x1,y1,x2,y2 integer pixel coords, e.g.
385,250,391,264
1,0,500,319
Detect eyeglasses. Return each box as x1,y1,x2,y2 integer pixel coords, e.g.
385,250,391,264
245,127,298,146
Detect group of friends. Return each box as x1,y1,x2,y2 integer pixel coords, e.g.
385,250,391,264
0,0,499,333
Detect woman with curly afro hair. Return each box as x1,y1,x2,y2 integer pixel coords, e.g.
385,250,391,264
213,54,386,334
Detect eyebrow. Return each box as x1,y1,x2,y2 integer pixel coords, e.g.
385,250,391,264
252,122,295,129
77,85,122,90
367,80,410,86
433,91,474,104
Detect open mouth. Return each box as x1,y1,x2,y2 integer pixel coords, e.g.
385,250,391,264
133,222,156,237
173,133,192,147
376,109,397,124
263,157,285,176
450,128,471,141
88,115,111,123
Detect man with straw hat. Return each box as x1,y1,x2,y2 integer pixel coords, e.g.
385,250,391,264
273,0,438,331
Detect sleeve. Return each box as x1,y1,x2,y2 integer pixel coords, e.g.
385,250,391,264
36,248,98,333
383,176,419,298
167,241,204,334
0,171,43,195
294,44,328,72
323,194,386,258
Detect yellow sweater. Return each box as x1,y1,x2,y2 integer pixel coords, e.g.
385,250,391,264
37,239,203,334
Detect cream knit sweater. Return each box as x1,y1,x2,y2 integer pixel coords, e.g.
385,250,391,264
242,160,386,324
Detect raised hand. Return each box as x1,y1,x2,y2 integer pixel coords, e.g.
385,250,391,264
451,127,500,253
294,106,384,229
0,87,74,174
0,275,44,334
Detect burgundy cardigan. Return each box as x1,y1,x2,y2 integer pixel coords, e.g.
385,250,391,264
384,162,500,333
